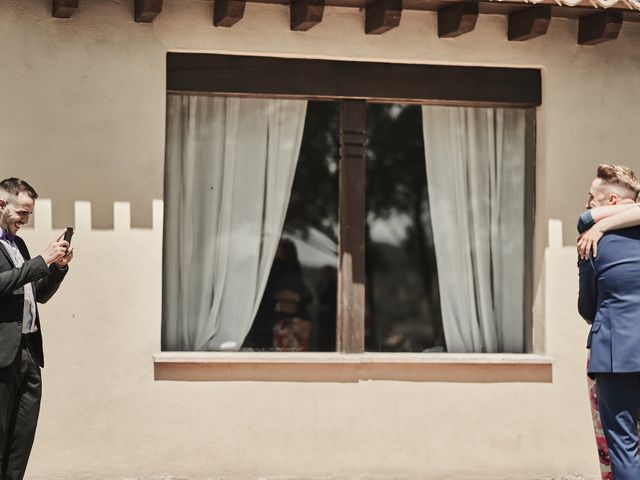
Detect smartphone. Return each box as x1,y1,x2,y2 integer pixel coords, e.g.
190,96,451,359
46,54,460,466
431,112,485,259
63,227,74,245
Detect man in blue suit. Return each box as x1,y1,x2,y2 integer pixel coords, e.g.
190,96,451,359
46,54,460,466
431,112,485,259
578,164,640,480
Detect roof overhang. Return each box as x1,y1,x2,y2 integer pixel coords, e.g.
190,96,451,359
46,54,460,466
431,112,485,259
51,0,640,44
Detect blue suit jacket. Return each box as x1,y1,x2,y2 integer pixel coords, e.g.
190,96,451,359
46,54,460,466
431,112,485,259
578,226,640,375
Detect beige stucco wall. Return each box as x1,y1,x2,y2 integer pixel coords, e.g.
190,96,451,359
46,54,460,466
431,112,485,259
2,0,640,478
19,210,596,479
21,209,595,480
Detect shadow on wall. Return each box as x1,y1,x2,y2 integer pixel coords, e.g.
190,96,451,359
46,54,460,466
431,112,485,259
28,199,163,233
47,198,156,230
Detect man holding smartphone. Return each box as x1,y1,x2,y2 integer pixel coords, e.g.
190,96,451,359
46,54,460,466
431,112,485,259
0,177,73,480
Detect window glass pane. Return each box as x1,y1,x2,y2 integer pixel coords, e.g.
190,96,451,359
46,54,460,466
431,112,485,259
365,104,444,352
243,101,339,352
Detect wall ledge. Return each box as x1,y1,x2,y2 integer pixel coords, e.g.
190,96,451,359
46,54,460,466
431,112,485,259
154,352,553,383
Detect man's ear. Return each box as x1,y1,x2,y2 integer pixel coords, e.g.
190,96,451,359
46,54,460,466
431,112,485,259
0,198,6,210
608,193,619,205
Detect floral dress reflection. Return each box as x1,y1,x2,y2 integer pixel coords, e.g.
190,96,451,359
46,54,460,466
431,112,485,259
269,239,313,351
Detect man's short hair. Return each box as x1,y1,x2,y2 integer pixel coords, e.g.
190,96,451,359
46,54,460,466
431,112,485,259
597,164,640,201
0,178,38,200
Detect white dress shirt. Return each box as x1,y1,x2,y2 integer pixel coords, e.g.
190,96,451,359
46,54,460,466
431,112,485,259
0,230,38,334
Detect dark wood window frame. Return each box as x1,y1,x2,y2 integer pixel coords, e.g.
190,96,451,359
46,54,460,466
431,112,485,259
166,52,540,354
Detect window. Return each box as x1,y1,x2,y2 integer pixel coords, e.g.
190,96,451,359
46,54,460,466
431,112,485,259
161,54,539,355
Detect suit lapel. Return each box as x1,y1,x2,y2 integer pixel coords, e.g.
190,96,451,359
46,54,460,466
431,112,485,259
14,237,31,260
0,241,15,268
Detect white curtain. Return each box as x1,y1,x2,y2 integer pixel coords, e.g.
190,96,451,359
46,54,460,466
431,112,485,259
422,106,526,353
163,95,307,351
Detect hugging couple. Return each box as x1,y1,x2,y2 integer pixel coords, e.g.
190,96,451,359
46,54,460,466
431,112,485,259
577,163,640,480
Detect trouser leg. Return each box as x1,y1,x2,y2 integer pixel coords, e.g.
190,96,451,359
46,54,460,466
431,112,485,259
0,352,21,480
596,373,640,480
3,349,41,480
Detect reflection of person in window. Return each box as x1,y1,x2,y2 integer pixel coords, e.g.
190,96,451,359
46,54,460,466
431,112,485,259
270,239,313,351
244,239,313,351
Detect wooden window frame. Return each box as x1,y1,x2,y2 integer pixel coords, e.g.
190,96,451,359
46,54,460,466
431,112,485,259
165,53,540,354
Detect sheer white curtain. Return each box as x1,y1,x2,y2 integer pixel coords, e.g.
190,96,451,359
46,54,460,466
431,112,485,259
163,95,307,351
422,106,526,353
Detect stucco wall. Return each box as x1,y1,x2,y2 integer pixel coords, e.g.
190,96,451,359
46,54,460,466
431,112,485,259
20,208,595,480
2,0,640,478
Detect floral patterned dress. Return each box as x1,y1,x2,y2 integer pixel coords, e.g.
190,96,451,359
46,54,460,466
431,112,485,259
588,366,613,480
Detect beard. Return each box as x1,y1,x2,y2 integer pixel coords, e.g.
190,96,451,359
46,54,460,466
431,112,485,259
0,212,19,235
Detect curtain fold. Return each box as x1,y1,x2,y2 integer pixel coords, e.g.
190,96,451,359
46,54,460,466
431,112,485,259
162,95,307,351
422,106,526,353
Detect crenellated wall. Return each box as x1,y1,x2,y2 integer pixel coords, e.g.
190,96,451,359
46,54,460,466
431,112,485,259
14,208,598,480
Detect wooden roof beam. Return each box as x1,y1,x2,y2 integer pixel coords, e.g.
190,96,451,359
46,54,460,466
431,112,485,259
291,0,325,31
578,10,623,45
135,0,163,23
365,0,402,34
52,0,78,18
508,6,551,41
438,2,479,38
214,0,246,27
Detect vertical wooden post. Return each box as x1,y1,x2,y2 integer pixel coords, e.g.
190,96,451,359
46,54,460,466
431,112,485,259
337,100,367,353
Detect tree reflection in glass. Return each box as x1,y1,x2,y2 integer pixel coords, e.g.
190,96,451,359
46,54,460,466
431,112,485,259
246,101,444,353
365,103,444,352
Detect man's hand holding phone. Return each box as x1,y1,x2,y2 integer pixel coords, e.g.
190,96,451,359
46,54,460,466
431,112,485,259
42,228,74,268
57,227,74,268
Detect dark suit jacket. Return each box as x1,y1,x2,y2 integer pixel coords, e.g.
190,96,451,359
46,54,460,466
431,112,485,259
578,226,640,375
0,236,67,368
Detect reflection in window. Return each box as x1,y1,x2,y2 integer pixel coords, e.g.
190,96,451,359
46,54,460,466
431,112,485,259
365,104,444,352
243,101,339,352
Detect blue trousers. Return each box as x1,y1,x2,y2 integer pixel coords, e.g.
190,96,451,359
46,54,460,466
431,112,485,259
596,373,640,480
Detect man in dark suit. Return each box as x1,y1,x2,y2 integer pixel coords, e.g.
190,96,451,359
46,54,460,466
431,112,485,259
578,164,640,480
0,178,73,480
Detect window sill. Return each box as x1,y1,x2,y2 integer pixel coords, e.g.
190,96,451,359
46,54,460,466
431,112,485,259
153,352,553,383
